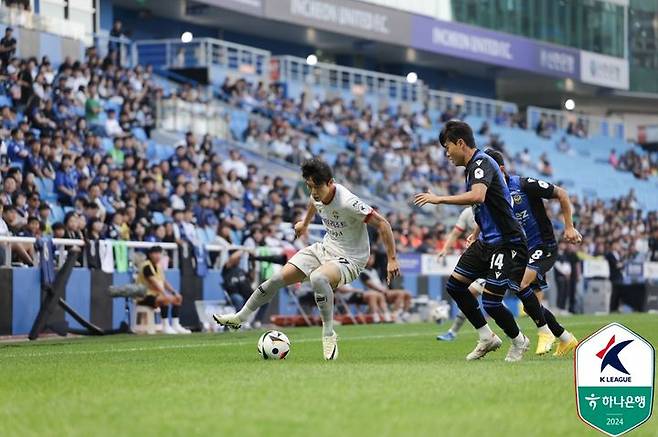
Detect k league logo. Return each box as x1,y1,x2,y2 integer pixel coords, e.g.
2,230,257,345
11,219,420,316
575,323,654,436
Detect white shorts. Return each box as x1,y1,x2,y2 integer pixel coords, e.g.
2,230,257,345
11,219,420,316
287,242,364,287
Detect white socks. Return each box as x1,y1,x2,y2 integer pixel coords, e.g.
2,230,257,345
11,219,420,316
559,330,573,342
538,325,552,335
309,271,335,337
477,324,495,341
236,272,286,322
512,332,526,346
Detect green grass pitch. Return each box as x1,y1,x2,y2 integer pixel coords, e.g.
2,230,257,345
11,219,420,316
1,314,656,437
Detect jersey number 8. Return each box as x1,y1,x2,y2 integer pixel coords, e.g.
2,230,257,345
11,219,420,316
528,249,543,264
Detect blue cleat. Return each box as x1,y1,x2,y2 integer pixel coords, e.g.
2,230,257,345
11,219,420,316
436,331,456,341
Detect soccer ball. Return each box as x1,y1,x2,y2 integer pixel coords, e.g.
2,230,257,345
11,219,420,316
257,330,290,360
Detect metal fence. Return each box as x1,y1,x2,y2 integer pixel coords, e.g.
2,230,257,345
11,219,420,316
0,224,326,269
0,4,88,43
156,97,230,138
427,89,518,118
527,105,625,140
274,55,424,104
134,38,270,77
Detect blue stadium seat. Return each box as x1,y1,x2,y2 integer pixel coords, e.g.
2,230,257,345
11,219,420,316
152,211,165,225
132,127,147,142
0,95,11,107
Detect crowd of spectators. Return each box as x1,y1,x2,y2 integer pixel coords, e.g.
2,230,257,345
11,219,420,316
0,41,310,266
609,148,657,180
1,38,657,278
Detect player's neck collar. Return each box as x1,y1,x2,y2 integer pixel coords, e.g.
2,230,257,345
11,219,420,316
322,185,337,205
465,148,480,167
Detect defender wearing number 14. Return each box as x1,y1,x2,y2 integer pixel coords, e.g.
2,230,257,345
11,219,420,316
414,120,536,362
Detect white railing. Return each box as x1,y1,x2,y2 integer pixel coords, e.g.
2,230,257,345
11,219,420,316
0,224,326,269
274,55,424,104
427,89,518,118
527,105,625,140
93,33,135,68
157,97,230,138
0,5,89,44
134,38,271,78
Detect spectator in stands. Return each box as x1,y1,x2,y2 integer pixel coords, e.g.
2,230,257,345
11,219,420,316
1,175,16,205
0,27,16,70
537,152,553,177
7,127,27,169
360,254,412,322
104,109,124,137
478,121,490,136
55,154,76,206
84,84,102,126
335,285,392,323
606,240,626,313
535,114,553,139
1,204,33,265
37,203,51,235
556,136,570,154
136,245,190,334
222,149,248,179
554,241,578,314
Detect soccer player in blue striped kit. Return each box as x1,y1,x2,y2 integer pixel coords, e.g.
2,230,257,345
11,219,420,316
484,149,579,356
414,121,532,362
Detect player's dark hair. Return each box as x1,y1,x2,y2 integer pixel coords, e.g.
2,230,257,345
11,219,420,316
485,149,505,167
439,120,475,149
301,158,333,185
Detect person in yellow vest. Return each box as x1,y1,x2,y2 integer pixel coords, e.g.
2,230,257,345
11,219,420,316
137,246,191,334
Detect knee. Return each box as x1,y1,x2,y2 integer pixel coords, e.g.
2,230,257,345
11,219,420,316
446,275,468,297
481,293,503,315
309,270,331,290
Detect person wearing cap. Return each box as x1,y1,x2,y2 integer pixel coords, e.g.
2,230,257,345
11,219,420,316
136,246,190,334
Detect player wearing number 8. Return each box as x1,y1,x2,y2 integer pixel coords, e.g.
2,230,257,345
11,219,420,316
485,149,580,356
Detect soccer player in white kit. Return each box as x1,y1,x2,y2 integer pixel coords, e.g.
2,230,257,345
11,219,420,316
214,158,400,360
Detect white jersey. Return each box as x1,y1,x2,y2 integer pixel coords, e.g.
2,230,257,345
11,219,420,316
313,183,373,266
454,207,476,234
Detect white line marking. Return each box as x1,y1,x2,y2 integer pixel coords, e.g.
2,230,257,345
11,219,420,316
0,319,633,359
0,332,430,359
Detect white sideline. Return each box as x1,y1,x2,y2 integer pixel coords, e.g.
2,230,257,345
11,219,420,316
0,331,430,359
0,319,604,359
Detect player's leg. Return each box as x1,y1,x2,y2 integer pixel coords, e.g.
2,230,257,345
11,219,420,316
517,266,554,355
308,262,343,360
214,262,307,329
483,244,530,362
443,241,502,359
437,278,484,341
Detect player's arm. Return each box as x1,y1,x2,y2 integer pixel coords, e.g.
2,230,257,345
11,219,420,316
552,187,582,244
522,178,582,244
366,211,400,284
466,223,480,246
294,198,317,238
413,184,487,207
415,162,492,207
438,226,462,257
